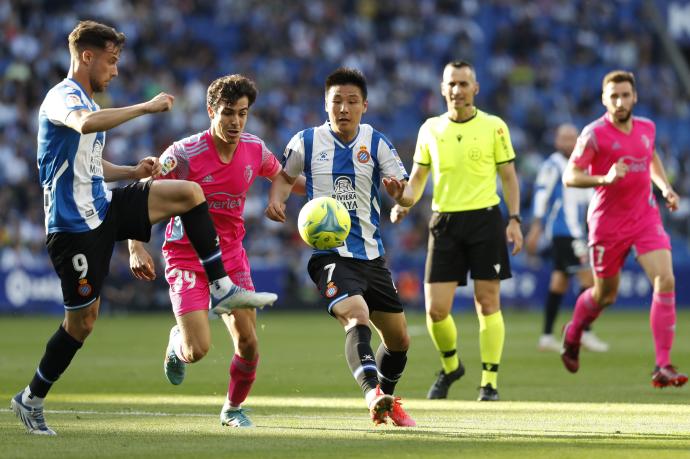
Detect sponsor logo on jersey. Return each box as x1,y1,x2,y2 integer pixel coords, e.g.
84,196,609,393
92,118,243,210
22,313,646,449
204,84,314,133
325,281,339,298
333,176,357,210
89,140,104,176
620,155,648,173
206,191,243,210
316,151,330,162
77,278,92,297
357,146,370,163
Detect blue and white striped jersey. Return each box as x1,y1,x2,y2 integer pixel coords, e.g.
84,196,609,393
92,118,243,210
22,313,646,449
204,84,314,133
37,78,111,233
532,151,592,240
283,122,409,260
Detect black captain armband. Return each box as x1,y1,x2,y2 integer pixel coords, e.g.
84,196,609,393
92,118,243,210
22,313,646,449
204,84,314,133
508,214,522,224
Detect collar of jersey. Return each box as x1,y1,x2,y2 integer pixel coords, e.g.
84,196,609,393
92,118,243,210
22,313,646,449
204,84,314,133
66,77,97,107
447,108,478,124
327,122,360,149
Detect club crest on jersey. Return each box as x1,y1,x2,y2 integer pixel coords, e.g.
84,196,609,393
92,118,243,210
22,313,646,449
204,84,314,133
160,155,177,176
333,176,357,210
77,279,92,297
325,281,339,298
65,94,82,108
357,146,370,163
244,165,253,183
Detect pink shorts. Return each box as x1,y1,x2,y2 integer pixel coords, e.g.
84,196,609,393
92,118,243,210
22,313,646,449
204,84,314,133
166,251,254,317
589,221,671,278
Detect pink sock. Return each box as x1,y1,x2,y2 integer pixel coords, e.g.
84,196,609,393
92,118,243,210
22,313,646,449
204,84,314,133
650,291,675,368
567,288,604,343
228,354,258,407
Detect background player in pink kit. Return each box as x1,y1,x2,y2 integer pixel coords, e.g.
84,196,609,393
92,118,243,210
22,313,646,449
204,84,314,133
129,75,302,427
560,70,687,388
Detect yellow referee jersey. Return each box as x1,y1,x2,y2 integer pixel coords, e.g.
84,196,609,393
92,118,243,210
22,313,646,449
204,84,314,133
413,109,515,212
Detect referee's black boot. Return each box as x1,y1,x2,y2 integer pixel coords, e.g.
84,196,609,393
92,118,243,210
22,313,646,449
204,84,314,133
427,363,465,399
477,383,499,401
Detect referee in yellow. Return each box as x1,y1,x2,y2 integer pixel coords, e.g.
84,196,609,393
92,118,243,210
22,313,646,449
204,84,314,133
392,60,523,401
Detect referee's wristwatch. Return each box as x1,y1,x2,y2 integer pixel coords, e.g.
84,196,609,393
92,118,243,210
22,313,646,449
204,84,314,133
508,214,522,224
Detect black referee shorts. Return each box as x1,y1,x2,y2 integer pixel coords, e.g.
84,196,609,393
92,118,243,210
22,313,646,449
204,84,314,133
46,181,152,310
425,206,512,286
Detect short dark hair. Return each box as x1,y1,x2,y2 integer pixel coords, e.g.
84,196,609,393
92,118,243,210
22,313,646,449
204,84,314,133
445,59,475,72
206,74,258,110
68,20,125,57
325,67,367,100
602,70,636,91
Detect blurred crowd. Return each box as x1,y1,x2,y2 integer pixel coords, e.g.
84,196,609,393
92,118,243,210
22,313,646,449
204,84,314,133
1,0,689,310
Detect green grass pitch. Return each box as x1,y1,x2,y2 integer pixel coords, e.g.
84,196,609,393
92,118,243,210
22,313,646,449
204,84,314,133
1,310,689,458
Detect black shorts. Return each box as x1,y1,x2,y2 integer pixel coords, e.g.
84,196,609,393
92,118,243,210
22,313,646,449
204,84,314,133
552,236,589,274
46,181,152,310
307,254,404,317
425,206,512,285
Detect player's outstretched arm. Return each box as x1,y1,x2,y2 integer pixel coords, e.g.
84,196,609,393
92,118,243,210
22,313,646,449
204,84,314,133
128,240,156,281
102,157,161,182
265,170,297,223
563,160,627,188
650,151,680,212
65,92,174,134
390,163,429,223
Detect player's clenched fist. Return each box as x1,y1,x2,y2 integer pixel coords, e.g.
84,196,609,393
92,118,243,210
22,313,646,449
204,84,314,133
145,92,175,113
604,158,628,185
390,204,409,223
265,200,287,223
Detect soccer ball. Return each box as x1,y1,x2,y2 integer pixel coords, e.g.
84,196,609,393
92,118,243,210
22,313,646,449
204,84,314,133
297,196,351,250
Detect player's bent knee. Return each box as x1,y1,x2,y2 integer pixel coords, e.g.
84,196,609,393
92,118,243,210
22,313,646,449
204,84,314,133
426,307,450,322
655,273,675,292
183,342,210,362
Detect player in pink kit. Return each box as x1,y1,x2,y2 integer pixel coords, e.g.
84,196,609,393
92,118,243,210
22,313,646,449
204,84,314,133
129,75,302,427
560,70,686,388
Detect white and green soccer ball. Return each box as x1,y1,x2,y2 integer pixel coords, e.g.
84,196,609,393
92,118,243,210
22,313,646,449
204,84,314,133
297,196,351,250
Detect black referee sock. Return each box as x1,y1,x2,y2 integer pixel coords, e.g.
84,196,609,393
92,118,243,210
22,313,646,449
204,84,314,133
179,202,226,282
29,325,83,398
543,291,563,335
345,325,379,394
375,344,407,395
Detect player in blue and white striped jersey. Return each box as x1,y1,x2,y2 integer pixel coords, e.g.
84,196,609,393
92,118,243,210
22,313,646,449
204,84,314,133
12,20,273,437
526,124,608,353
266,68,417,426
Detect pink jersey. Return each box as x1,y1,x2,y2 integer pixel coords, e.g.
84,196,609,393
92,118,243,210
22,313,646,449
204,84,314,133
570,115,660,241
158,130,281,271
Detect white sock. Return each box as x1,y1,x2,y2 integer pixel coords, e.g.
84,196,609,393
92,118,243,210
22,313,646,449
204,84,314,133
365,388,378,408
209,277,236,299
22,386,44,408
